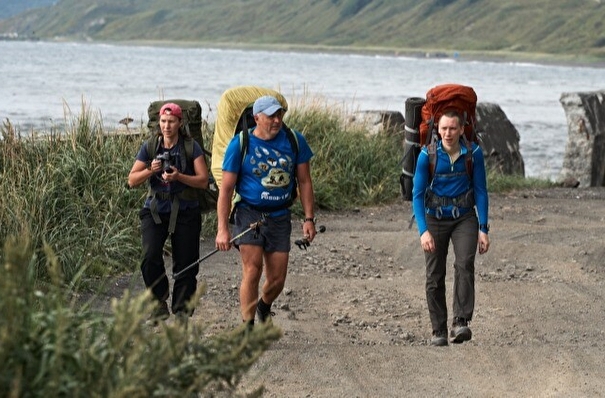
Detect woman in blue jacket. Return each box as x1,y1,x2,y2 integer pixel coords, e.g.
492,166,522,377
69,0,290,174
412,110,490,347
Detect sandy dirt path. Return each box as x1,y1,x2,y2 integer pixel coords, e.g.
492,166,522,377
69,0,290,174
104,187,605,397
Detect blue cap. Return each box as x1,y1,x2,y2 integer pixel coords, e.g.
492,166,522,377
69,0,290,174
253,95,284,116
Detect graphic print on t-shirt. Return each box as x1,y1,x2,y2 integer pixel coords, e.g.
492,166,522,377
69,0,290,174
250,143,293,190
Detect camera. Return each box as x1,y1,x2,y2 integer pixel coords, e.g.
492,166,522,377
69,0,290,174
156,152,175,173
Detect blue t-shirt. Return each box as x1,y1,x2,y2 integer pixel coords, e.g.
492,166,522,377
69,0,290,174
136,137,203,213
222,127,313,212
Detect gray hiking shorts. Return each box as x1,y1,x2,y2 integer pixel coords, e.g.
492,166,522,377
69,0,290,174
233,205,292,252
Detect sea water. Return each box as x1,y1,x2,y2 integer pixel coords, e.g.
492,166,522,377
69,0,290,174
2,40,604,179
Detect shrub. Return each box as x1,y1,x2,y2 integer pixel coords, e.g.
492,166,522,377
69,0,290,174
0,236,280,397
0,105,142,281
286,97,402,211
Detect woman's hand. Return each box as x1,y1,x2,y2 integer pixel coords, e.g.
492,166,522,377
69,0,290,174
478,232,490,254
420,231,435,253
161,166,178,182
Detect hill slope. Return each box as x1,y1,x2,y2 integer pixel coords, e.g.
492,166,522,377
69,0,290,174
2,0,56,20
1,0,604,61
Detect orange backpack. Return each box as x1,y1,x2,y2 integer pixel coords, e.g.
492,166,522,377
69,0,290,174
400,84,479,202
420,84,478,146
421,84,478,179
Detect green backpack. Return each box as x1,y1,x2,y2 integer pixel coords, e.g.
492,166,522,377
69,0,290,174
146,99,218,215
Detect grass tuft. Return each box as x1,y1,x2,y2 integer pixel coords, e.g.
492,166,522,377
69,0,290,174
488,171,556,193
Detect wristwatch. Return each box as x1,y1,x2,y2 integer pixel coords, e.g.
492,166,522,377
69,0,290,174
304,217,316,225
479,224,490,233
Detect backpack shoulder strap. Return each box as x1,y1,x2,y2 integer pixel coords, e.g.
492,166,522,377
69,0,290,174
425,118,436,146
173,136,193,172
237,126,297,166
427,142,437,182
283,125,299,157
146,136,161,197
238,129,249,165
428,140,474,182
230,130,250,211
146,135,161,159
463,138,474,179
184,137,194,162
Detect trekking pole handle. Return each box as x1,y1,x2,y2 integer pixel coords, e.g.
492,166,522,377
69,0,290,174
173,219,265,279
295,225,326,250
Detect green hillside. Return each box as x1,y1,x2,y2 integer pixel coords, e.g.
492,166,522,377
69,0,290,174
2,0,604,62
2,0,56,19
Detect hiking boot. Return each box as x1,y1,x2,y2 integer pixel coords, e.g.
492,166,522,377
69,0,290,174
256,300,275,323
149,301,170,325
450,318,472,343
430,330,448,347
174,311,189,328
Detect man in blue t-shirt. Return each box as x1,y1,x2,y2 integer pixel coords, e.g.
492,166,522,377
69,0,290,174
215,95,317,328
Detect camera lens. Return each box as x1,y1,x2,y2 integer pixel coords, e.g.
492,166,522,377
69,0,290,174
156,152,174,173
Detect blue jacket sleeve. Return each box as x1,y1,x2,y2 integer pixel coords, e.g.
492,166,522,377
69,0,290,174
472,144,489,231
412,148,430,236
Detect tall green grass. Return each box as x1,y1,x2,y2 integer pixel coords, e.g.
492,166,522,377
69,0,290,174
286,97,402,211
0,99,404,281
0,236,280,397
0,103,142,281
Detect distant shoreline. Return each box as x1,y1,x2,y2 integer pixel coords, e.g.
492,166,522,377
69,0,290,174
137,40,605,69
38,38,605,69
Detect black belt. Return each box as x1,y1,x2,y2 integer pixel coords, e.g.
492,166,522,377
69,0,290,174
238,200,293,214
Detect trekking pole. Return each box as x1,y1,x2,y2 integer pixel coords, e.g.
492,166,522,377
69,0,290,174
173,219,265,280
408,214,416,229
295,225,326,250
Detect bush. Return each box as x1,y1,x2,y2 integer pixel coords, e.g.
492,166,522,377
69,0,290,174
0,106,142,281
0,236,280,397
286,98,402,211
1,98,403,281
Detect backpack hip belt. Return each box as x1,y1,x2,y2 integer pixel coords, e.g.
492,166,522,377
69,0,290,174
425,188,475,219
238,200,294,215
151,191,173,201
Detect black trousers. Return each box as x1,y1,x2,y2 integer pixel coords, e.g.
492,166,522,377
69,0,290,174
139,206,201,315
424,211,478,333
